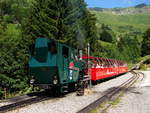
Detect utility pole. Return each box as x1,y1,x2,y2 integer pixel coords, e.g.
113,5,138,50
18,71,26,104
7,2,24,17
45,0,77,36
87,43,92,88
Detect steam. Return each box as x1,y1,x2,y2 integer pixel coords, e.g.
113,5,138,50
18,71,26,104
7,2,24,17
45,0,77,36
76,25,85,49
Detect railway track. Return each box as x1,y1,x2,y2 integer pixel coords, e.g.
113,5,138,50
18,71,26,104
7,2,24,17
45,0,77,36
0,91,51,113
0,71,143,113
78,70,144,113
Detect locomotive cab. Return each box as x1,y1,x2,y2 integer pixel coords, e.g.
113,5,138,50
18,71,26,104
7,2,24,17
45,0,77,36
29,38,58,88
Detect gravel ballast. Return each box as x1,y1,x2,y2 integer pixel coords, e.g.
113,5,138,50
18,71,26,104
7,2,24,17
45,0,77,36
108,71,150,113
6,72,133,113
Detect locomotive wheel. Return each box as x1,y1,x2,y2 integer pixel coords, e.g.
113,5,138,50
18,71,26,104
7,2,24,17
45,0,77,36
51,86,61,97
45,89,52,96
68,83,76,92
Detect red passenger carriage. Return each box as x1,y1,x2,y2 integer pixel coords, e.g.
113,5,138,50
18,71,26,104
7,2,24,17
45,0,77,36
82,56,128,82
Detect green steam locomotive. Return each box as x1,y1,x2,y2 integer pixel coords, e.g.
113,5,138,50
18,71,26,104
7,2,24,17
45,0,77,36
29,38,88,94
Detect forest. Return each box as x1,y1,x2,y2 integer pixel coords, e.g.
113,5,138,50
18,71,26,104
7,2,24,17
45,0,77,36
0,0,150,98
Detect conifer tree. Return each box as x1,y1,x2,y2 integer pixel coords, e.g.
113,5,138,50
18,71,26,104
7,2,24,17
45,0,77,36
141,28,150,56
22,0,99,55
117,34,141,62
84,11,98,54
23,0,59,41
23,0,88,44
62,0,88,47
99,24,114,43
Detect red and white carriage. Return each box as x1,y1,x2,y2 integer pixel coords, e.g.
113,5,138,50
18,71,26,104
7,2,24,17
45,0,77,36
82,56,128,82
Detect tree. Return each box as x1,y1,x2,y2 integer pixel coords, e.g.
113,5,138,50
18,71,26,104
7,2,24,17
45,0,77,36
117,34,141,62
1,0,100,98
20,0,99,74
81,11,99,54
0,0,31,24
99,24,114,43
100,30,113,42
23,0,58,40
0,34,29,98
141,28,150,56
22,0,98,49
60,0,88,46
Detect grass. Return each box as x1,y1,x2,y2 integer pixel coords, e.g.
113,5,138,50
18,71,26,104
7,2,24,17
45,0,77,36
91,11,150,33
128,63,135,70
89,98,121,113
109,97,121,106
0,24,21,42
99,102,105,108
137,55,150,70
90,110,99,113
139,55,150,62
140,64,150,70
89,102,107,113
98,40,112,47
126,55,150,70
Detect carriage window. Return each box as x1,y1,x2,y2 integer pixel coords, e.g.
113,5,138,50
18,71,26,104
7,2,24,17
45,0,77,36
62,46,69,58
29,44,35,56
48,41,57,54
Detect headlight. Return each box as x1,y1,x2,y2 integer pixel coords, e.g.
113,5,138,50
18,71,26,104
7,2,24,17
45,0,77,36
30,79,35,84
53,76,58,85
53,80,58,85
30,76,35,84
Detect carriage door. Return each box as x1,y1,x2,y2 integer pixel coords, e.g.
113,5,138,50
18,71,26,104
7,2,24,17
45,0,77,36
62,46,69,83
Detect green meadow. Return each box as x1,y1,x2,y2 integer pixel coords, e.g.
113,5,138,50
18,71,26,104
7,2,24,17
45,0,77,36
92,11,150,33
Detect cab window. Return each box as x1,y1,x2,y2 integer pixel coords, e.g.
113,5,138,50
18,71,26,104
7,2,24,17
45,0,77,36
62,46,69,58
48,41,57,54
29,44,35,56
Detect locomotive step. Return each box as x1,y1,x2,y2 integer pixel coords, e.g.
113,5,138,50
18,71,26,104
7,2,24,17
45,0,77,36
62,86,68,88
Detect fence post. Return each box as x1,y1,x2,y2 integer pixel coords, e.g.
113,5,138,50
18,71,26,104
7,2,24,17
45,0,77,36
4,88,7,99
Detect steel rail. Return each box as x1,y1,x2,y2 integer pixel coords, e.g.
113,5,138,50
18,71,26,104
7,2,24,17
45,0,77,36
100,70,141,113
0,91,51,113
77,71,142,113
0,71,143,113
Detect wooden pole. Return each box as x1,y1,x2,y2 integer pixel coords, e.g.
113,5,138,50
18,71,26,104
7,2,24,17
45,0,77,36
87,43,92,88
4,88,6,99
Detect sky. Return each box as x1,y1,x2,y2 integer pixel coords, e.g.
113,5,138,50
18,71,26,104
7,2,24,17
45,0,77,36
85,0,150,8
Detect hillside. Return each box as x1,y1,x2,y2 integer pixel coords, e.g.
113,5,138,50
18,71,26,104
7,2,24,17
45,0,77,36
92,11,150,33
90,4,150,15
90,4,150,33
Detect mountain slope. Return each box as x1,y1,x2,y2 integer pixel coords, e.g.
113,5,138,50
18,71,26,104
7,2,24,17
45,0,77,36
92,11,150,32
90,4,150,15
90,4,150,33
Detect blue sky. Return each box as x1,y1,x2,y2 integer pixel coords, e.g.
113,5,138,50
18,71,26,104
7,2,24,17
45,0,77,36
85,0,150,8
